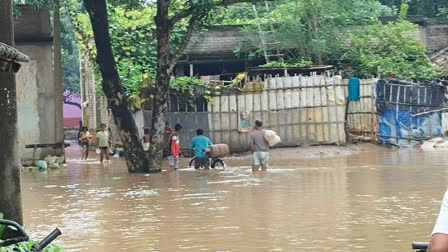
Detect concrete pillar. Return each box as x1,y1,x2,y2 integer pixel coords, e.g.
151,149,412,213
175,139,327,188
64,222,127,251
53,0,64,155
0,0,23,225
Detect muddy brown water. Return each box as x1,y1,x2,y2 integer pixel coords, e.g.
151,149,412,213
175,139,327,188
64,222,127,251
20,146,448,251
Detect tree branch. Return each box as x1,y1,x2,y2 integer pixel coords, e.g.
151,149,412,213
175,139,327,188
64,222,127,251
63,91,82,110
64,100,82,110
169,7,194,26
219,0,270,6
168,15,200,72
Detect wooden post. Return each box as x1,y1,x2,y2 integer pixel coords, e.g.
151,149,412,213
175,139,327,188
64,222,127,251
32,146,37,164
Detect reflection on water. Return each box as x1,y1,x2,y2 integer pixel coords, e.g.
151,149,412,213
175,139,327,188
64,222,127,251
21,146,448,251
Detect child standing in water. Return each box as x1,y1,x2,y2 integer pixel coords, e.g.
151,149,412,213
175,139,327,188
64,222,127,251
79,126,92,160
142,128,150,152
168,123,182,170
96,123,110,163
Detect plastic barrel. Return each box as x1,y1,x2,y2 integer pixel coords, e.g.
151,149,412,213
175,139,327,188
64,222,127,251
209,144,230,159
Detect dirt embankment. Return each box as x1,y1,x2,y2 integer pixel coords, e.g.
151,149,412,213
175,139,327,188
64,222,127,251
226,143,382,162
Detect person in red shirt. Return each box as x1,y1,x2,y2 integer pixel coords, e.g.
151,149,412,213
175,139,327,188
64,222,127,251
168,123,182,170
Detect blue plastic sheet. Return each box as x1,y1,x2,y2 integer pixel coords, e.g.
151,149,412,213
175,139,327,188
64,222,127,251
378,108,442,147
377,79,445,147
348,77,360,101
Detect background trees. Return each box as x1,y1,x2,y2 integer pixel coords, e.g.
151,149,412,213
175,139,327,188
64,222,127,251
236,0,394,65
234,1,439,80
10,0,444,171
81,0,267,172
343,4,440,81
379,0,448,17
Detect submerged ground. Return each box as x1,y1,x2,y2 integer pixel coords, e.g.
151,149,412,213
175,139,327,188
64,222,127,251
20,144,447,251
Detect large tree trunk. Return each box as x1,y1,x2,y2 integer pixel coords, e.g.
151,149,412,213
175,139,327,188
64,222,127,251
0,0,23,225
83,0,149,173
54,0,65,156
148,0,172,172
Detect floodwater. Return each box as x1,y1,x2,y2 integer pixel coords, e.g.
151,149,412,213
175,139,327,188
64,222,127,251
20,145,448,251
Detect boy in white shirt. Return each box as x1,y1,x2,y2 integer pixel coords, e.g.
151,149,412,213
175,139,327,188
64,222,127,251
96,123,110,163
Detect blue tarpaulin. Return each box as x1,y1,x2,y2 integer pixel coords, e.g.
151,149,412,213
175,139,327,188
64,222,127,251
376,79,445,147
348,77,360,101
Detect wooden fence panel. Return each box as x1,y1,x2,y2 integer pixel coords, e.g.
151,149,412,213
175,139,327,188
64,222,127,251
346,78,378,142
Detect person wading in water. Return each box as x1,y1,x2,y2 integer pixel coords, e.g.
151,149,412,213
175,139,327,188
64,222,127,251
250,120,270,172
167,124,182,170
96,123,110,163
79,126,92,160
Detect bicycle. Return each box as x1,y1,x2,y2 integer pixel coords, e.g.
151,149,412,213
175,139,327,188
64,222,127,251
412,242,428,252
188,154,226,169
0,219,61,252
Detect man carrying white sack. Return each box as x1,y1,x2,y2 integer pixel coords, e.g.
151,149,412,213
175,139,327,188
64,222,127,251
250,120,270,172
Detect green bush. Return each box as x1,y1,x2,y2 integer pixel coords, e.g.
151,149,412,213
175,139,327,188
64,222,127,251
343,4,440,81
259,58,313,68
0,241,62,252
0,213,62,252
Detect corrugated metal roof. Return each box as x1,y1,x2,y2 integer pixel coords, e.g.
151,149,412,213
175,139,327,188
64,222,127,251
184,25,245,57
0,42,30,62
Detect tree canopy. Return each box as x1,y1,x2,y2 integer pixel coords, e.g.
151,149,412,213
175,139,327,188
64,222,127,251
379,0,448,17
343,4,440,81
16,0,447,97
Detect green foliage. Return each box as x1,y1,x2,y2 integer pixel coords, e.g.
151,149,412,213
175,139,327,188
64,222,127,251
235,0,395,65
14,0,57,11
438,7,448,18
75,4,190,100
398,3,409,20
0,213,4,238
0,241,62,252
380,0,448,18
170,76,226,104
107,7,157,74
209,3,256,25
259,58,313,68
0,213,62,252
171,76,206,95
343,4,440,81
259,61,289,68
61,5,80,93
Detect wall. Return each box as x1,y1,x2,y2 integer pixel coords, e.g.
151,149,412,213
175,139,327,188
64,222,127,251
207,75,347,151
421,22,448,54
16,60,40,158
136,75,351,152
346,78,378,141
16,42,56,159
14,6,62,161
